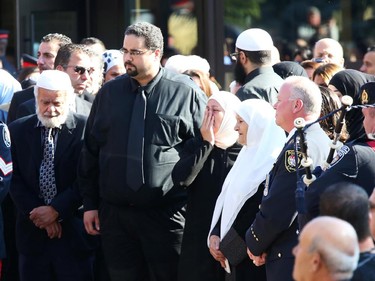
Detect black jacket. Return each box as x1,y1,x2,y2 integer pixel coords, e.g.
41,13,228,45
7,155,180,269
78,68,207,209
9,113,97,255
172,137,240,281
305,139,375,221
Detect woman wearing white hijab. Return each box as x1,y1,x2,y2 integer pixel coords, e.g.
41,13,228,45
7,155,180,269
173,91,241,281
208,99,286,280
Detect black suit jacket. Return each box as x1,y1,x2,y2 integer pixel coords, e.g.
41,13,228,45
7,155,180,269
9,113,97,255
7,87,34,124
16,96,92,119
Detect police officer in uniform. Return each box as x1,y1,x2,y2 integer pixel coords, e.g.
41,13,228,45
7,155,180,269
245,76,330,281
305,81,375,222
0,122,12,278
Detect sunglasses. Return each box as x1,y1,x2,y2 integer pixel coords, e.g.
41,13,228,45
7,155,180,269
64,65,95,75
311,58,325,63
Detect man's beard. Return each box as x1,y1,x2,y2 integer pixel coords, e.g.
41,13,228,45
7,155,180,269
36,106,68,128
234,60,247,85
125,62,139,77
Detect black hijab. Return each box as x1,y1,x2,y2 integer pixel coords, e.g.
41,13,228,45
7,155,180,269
329,69,375,141
272,61,308,79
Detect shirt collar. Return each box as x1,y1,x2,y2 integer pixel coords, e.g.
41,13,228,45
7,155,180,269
244,66,275,84
130,67,163,94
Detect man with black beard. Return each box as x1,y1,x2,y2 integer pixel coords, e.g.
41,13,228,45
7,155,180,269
9,70,96,281
78,22,206,281
232,28,284,105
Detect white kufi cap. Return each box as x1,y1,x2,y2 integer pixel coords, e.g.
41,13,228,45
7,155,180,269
164,54,211,74
236,28,273,51
164,55,189,73
36,70,73,92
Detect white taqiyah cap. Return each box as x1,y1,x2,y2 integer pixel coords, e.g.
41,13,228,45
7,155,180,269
187,55,210,74
236,28,273,51
164,55,189,73
164,54,211,74
36,70,73,92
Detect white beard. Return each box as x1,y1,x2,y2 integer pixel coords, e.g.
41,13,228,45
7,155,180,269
36,107,68,128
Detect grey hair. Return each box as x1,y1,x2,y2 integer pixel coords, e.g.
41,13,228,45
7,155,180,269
125,22,164,56
286,76,322,118
33,84,74,102
310,236,359,281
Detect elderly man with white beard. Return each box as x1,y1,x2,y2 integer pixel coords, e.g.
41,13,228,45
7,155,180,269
8,70,96,281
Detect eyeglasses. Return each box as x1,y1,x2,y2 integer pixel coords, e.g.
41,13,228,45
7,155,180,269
64,65,95,75
230,52,240,61
119,48,149,57
311,57,325,63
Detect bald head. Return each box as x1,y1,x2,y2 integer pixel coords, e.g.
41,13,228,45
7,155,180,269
313,38,344,67
293,216,359,281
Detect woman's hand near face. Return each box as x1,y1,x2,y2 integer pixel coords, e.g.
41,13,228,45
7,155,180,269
200,107,215,145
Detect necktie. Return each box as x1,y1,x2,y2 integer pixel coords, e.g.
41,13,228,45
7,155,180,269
126,89,147,191
39,127,57,205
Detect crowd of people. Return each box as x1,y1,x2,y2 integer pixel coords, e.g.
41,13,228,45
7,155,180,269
0,19,375,281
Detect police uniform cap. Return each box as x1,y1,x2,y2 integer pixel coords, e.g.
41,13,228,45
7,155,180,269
359,82,375,105
0,29,9,40
22,53,38,68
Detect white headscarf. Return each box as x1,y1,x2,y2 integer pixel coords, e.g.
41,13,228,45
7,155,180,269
209,99,287,241
209,91,240,149
102,49,124,73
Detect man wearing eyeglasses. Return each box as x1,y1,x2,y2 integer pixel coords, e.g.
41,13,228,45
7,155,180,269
312,38,345,67
232,28,284,105
78,22,207,281
360,46,375,75
16,44,94,119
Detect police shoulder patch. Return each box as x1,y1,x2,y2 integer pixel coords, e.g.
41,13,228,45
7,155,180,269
1,122,10,148
285,150,303,173
329,145,350,168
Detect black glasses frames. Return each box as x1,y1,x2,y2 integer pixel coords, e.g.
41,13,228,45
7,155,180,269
230,52,240,61
119,48,150,56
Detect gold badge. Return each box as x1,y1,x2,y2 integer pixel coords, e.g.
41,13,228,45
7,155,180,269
285,150,303,173
361,90,369,105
